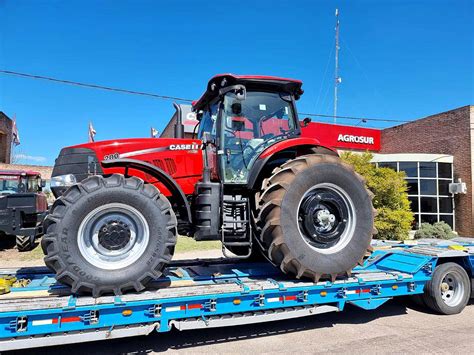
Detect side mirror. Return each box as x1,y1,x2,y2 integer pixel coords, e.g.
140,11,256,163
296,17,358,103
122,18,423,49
302,117,312,127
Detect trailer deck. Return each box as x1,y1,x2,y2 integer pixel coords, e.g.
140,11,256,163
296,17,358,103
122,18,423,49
0,239,473,351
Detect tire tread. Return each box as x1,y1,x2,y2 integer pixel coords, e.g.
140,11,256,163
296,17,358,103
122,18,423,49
255,154,376,281
41,174,177,296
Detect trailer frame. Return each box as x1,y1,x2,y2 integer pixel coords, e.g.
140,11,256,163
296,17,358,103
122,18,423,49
0,239,473,351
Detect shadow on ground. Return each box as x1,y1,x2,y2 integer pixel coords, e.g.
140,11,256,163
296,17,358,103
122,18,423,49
13,299,415,355
0,235,15,251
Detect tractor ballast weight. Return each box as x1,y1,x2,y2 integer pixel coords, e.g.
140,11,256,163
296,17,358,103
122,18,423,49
45,74,375,296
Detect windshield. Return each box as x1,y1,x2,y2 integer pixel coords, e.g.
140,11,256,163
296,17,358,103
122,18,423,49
0,175,39,194
221,91,297,183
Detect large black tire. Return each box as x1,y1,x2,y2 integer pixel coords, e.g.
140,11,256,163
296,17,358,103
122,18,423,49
41,174,177,296
16,235,36,252
255,154,375,281
422,262,470,315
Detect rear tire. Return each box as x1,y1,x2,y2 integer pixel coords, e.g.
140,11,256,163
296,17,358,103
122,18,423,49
16,235,36,252
41,174,177,296
255,154,375,281
422,262,470,315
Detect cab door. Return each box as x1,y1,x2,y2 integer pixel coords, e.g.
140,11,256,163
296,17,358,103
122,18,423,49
197,103,220,181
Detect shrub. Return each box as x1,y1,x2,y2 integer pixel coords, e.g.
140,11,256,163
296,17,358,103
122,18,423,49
414,222,456,239
341,152,414,240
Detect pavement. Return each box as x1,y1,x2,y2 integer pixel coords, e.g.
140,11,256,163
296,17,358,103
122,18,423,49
12,299,474,355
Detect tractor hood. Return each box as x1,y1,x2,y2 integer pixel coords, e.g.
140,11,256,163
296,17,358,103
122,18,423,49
51,138,204,197
72,137,203,162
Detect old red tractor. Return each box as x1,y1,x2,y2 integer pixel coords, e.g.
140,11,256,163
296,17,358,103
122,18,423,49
45,74,375,296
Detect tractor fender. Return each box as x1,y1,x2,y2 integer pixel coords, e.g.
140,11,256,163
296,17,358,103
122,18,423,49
101,158,192,226
247,138,338,189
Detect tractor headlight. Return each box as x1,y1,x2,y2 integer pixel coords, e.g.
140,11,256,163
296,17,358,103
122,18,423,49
51,174,77,187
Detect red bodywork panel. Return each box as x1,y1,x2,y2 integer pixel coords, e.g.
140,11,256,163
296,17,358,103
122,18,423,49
71,138,204,196
301,122,381,152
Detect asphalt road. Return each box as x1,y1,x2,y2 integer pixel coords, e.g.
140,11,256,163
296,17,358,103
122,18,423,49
11,299,473,355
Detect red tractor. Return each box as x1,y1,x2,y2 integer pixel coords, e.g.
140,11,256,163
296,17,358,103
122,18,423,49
44,74,375,296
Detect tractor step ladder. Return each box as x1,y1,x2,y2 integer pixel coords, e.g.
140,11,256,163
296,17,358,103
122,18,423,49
221,196,252,258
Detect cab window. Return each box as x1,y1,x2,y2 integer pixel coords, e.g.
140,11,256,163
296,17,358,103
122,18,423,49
197,103,218,140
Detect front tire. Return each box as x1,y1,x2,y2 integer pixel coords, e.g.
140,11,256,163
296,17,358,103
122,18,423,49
256,154,375,281
41,174,177,296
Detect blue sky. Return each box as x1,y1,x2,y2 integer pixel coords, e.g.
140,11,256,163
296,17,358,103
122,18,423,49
0,0,472,165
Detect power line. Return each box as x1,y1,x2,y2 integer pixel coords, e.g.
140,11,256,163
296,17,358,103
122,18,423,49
1,69,411,124
0,69,193,102
299,112,411,123
313,45,333,113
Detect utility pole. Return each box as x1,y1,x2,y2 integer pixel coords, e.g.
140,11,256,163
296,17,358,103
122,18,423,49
334,8,341,124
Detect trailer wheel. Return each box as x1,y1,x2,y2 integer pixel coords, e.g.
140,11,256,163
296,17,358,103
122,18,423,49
16,235,36,252
422,262,470,315
255,154,375,281
41,174,177,296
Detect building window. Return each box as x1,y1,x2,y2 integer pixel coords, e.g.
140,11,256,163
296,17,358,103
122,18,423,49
376,160,455,230
378,162,397,170
399,162,417,177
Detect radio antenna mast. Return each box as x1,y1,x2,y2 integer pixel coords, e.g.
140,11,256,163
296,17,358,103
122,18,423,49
334,8,341,124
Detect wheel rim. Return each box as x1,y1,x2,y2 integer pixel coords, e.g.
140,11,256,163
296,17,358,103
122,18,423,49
77,203,150,270
440,272,465,307
297,183,356,254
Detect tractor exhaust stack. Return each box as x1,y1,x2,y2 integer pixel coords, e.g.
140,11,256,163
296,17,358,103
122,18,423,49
173,102,185,139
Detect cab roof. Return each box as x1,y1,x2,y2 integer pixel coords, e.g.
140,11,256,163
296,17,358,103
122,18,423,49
192,74,304,112
0,170,41,177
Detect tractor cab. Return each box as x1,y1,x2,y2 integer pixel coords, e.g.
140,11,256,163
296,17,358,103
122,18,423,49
0,170,45,194
193,74,304,184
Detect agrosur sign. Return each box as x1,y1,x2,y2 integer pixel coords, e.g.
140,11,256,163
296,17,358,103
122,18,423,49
337,134,375,145
301,122,381,151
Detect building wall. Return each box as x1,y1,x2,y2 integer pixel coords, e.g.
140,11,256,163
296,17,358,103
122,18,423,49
471,106,474,234
0,112,13,163
381,105,473,236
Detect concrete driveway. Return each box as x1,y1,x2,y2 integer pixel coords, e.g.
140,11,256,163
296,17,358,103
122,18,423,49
12,299,473,355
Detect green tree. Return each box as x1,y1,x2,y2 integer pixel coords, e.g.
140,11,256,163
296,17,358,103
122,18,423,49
341,152,414,240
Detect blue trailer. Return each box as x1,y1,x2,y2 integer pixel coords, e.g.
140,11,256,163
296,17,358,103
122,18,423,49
0,238,472,351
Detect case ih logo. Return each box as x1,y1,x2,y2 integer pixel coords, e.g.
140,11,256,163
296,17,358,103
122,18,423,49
337,134,375,145
169,143,202,151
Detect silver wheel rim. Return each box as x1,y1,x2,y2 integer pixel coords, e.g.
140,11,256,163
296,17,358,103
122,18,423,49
440,272,465,307
297,183,356,255
77,203,150,270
